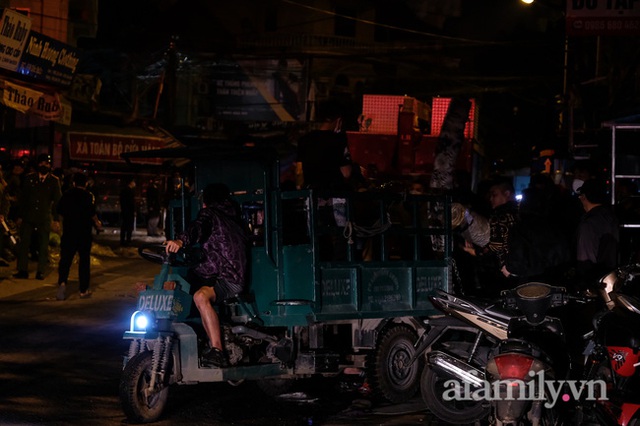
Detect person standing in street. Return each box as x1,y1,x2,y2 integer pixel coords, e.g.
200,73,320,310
146,178,162,236
13,154,62,280
0,164,13,266
575,178,619,289
119,176,136,246
56,172,103,300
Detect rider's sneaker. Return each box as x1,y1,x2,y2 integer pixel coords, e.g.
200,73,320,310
201,347,229,368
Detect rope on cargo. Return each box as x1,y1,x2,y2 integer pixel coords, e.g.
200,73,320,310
343,213,392,244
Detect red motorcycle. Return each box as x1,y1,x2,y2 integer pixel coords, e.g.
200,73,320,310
582,263,640,426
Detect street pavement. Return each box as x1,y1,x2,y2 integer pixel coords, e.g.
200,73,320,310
0,227,165,300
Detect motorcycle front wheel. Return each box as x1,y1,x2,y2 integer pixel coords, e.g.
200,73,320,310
119,351,170,423
421,364,490,424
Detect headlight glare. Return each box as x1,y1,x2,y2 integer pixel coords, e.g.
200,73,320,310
135,314,149,329
129,310,154,333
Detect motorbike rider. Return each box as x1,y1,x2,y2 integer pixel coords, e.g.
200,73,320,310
165,183,247,367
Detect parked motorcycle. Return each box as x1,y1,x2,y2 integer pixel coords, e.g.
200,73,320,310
483,282,578,425
581,263,640,426
415,288,513,424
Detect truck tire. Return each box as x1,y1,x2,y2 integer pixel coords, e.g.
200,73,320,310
367,325,421,403
119,351,169,423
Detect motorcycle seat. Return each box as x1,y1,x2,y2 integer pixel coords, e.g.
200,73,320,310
483,305,514,323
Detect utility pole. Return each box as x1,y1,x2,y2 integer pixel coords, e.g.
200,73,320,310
163,36,178,129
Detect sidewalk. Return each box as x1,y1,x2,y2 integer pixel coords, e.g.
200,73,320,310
0,228,165,299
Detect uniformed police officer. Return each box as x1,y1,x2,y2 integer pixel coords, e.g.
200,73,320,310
13,154,62,280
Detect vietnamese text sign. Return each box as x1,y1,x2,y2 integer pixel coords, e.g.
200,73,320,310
567,0,640,35
0,79,64,121
68,132,165,164
18,31,80,86
0,9,31,71
199,58,306,122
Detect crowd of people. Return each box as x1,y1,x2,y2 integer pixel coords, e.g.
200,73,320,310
0,112,630,370
290,99,633,297
0,126,635,315
0,154,173,301
451,166,629,297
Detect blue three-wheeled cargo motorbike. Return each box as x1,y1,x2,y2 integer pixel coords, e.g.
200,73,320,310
119,145,453,423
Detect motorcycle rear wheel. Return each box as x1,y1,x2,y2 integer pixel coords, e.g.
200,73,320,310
119,351,170,423
421,364,489,424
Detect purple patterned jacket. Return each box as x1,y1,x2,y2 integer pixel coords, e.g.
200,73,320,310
177,200,247,288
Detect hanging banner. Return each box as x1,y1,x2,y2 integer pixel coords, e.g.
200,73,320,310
0,79,65,121
68,132,165,165
54,96,72,126
0,9,31,72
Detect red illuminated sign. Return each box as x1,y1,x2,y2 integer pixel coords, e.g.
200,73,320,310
68,132,165,164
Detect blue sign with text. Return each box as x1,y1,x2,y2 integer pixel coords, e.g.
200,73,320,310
17,31,79,87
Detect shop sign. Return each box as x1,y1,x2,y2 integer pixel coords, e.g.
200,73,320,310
68,132,165,165
197,58,306,123
567,0,640,36
0,79,65,121
0,8,31,71
17,31,79,87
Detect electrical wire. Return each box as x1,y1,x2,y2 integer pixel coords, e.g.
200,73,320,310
280,0,506,46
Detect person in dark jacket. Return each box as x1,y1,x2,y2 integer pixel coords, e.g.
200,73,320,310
165,183,247,367
13,154,62,280
575,178,619,289
56,173,103,300
119,176,136,246
503,185,572,285
295,99,353,260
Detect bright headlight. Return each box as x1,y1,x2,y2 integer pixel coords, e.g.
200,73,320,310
129,310,154,333
135,314,149,329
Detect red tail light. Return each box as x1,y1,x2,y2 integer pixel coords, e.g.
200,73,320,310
494,354,534,380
